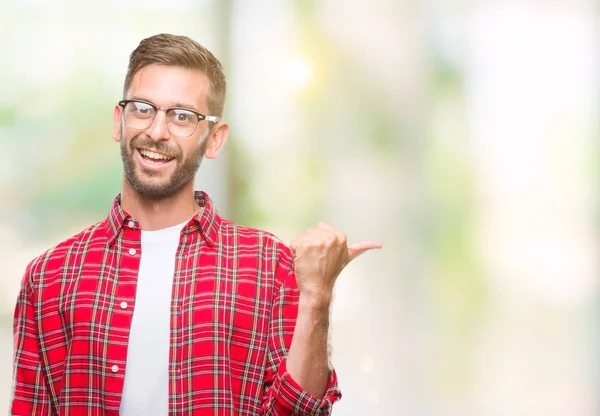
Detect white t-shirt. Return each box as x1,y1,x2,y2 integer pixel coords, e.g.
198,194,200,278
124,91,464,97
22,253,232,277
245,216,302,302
119,220,187,416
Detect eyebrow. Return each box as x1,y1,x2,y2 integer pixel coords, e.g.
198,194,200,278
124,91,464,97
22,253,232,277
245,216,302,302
130,96,201,113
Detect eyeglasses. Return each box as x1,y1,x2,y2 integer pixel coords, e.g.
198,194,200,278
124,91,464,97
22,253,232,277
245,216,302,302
118,99,220,137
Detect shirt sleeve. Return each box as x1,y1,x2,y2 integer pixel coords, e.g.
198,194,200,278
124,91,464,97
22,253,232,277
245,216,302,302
259,248,342,415
10,268,53,416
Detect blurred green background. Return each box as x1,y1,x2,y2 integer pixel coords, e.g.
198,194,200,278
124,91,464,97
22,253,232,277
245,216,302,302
1,1,598,415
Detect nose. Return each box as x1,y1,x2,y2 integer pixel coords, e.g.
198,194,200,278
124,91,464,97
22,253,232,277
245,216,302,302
145,110,171,141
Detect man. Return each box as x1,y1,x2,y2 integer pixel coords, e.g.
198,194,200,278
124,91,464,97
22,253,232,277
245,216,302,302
10,34,381,415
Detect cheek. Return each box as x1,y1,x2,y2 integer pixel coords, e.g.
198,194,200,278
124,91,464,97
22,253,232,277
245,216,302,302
177,138,197,156
119,126,128,144
121,132,138,154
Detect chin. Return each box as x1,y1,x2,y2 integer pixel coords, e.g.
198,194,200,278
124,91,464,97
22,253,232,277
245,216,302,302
127,176,175,198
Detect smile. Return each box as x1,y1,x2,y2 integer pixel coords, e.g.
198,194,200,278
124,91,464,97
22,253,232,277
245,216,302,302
135,148,176,170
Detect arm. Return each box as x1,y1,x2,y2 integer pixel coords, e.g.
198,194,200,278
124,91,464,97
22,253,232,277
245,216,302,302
286,222,381,398
259,224,381,415
259,255,340,415
10,270,53,416
285,293,331,398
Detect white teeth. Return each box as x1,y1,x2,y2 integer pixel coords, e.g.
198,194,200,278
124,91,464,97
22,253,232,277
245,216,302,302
139,149,171,160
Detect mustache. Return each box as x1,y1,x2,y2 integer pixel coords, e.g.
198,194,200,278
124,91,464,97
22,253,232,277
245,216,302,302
129,135,181,159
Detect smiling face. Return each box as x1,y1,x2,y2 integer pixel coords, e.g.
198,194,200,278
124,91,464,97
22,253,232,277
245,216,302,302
112,64,227,199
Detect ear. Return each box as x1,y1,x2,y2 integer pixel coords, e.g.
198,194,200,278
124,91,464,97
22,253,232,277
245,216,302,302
204,121,229,159
112,105,123,142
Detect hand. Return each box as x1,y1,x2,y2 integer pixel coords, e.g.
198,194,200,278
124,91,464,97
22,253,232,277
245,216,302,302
290,222,382,302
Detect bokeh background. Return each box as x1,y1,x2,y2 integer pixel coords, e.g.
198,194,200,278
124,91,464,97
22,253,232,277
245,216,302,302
1,0,598,415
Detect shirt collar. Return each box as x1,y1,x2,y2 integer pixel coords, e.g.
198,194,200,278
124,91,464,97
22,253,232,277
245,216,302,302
104,190,221,248
188,191,221,248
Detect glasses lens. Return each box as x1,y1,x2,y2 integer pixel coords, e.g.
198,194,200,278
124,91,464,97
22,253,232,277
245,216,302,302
124,101,155,130
167,109,198,136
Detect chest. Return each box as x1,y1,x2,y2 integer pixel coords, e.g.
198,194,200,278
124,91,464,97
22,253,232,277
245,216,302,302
48,237,276,353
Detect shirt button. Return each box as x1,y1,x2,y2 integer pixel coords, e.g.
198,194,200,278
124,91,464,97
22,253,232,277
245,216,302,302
120,301,128,309
111,365,119,373
128,220,135,228
128,248,137,255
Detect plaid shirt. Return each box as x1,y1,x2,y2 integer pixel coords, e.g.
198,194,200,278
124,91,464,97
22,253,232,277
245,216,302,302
11,191,341,415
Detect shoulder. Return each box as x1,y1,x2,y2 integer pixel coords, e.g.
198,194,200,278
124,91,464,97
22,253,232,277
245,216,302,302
218,219,294,271
23,221,106,289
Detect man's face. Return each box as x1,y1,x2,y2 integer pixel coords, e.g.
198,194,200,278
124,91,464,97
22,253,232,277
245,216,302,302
114,64,213,198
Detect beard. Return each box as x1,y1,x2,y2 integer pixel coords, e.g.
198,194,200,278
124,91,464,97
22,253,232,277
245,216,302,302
120,127,208,199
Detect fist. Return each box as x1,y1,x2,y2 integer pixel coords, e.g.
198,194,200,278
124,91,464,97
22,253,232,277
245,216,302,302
290,222,382,300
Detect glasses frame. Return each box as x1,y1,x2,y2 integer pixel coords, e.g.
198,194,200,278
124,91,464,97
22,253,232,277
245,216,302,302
118,99,220,137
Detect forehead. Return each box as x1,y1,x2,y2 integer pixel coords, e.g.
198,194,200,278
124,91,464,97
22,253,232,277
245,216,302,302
128,64,209,112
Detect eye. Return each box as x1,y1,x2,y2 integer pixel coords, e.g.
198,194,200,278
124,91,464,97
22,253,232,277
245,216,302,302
170,109,195,125
129,102,154,118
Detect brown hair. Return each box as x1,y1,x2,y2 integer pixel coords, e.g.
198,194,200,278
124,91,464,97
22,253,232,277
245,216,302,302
124,33,226,117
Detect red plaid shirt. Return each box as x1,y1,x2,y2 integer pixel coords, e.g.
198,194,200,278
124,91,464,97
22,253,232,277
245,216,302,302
11,191,341,415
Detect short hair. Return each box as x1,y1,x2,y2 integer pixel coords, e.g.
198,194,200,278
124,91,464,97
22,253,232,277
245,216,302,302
123,33,226,117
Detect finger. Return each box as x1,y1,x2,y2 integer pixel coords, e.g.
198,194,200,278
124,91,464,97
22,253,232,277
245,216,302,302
317,222,336,231
290,235,321,255
289,238,302,253
304,228,327,237
300,229,338,247
347,240,383,261
317,222,347,244
316,222,345,240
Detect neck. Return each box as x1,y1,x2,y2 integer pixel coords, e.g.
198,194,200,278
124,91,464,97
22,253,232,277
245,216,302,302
120,179,199,231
